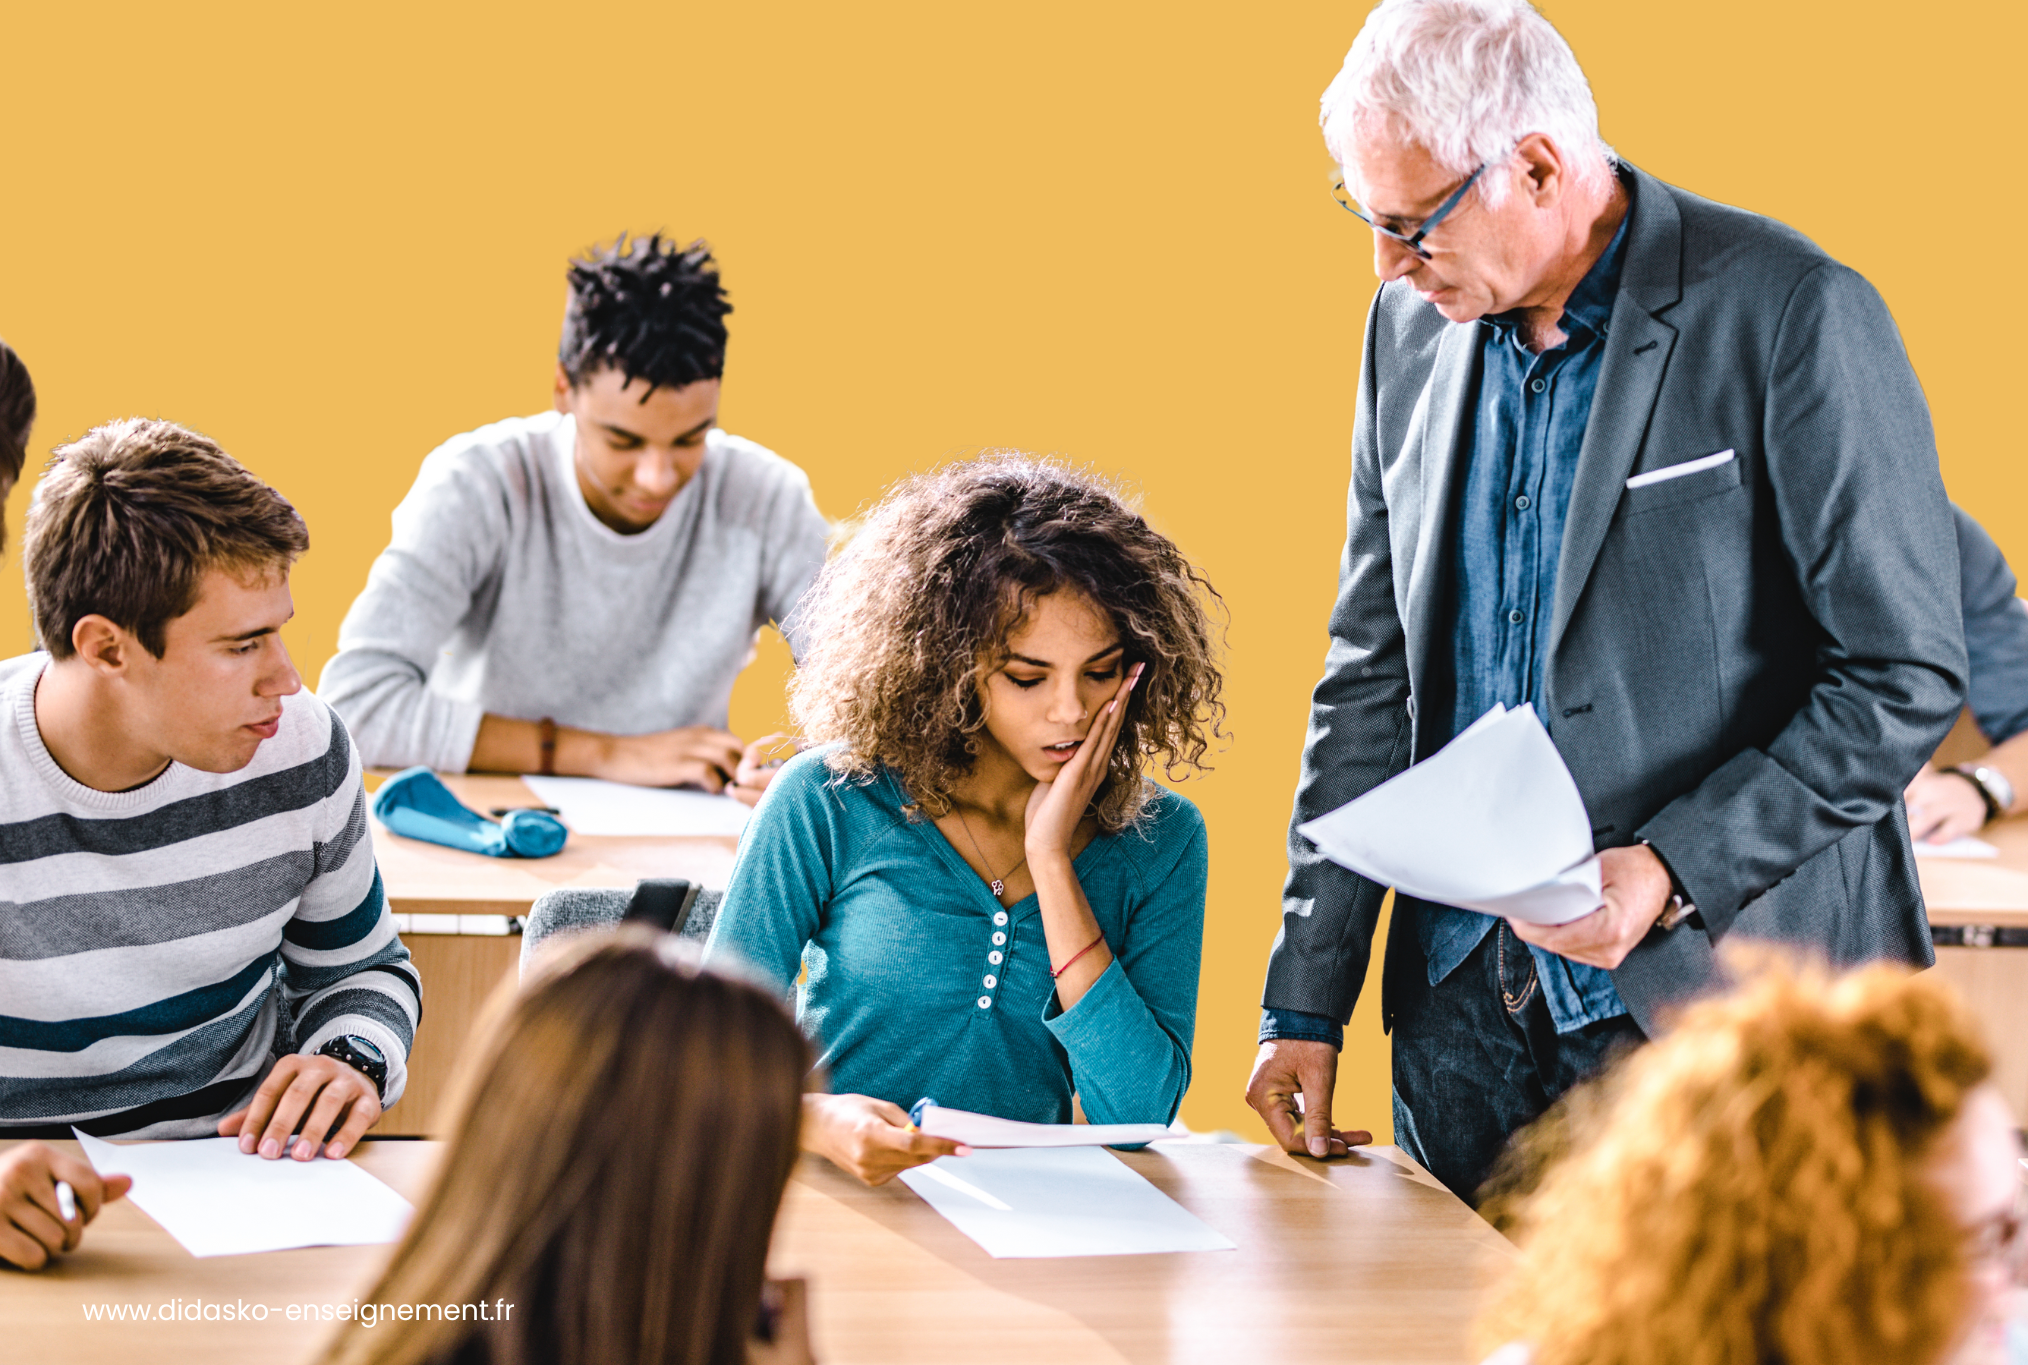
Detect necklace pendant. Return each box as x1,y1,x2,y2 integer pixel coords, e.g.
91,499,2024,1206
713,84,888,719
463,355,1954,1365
989,879,1005,897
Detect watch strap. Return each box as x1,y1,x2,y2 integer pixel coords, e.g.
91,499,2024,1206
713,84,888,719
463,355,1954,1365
1640,838,1699,931
1951,763,2011,823
316,1034,389,1101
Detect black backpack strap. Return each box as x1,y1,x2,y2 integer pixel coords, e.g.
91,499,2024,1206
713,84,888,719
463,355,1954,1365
623,878,699,935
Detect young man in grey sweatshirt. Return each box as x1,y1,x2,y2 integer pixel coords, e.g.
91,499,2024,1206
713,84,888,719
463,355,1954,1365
320,235,829,801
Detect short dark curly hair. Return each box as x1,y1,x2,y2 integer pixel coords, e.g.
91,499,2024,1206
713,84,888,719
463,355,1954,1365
558,233,731,393
789,455,1227,832
0,337,33,556
0,335,33,485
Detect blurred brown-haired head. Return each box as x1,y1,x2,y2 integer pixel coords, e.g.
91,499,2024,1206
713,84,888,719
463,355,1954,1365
1477,952,1994,1365
21,418,308,659
0,337,33,552
321,926,810,1365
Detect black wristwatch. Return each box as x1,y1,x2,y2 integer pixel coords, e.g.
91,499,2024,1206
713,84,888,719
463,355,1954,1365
316,1034,388,1101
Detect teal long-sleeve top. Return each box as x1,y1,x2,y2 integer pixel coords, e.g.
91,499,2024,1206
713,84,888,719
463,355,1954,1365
705,748,1208,1126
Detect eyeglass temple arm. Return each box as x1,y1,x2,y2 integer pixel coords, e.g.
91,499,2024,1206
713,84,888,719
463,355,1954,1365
1403,163,1488,249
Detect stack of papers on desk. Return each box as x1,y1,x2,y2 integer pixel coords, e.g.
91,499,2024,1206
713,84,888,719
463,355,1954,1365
1298,704,1603,926
1913,835,2000,860
899,1147,1235,1258
76,1131,413,1258
521,775,751,838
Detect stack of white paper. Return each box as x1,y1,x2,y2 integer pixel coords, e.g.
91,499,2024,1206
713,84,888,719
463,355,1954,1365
76,1131,414,1258
1297,704,1602,926
914,1103,1171,1148
1913,836,2001,860
898,1147,1235,1258
520,775,751,838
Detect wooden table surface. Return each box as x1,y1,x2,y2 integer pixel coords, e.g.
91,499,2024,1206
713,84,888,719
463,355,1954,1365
1916,808,2028,927
368,772,740,915
368,773,737,1134
3,1139,1509,1365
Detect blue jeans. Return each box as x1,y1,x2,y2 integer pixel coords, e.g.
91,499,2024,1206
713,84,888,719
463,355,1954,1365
1391,919,1645,1204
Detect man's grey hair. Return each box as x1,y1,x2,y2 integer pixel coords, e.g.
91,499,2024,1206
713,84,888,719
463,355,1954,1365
1321,0,1616,203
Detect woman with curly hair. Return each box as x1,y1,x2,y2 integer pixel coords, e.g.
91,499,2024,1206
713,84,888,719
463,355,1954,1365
706,455,1224,1186
1476,956,2023,1365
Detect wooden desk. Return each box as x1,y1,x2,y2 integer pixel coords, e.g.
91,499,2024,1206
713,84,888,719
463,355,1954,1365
1918,809,2028,1119
5,1139,1509,1365
369,773,738,1135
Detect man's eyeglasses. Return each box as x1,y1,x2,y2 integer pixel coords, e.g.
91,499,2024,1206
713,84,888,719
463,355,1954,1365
1329,163,1486,261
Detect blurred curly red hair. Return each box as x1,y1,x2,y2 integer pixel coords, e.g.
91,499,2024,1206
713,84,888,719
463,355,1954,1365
1478,954,1992,1365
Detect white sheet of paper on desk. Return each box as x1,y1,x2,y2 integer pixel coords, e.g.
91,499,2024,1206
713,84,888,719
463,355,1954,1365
75,1131,413,1258
898,1147,1235,1258
915,1104,1172,1148
1297,704,1603,926
521,775,751,838
1912,835,2000,860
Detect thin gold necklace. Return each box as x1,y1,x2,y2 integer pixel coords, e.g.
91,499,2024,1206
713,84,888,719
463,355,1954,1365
955,806,1027,899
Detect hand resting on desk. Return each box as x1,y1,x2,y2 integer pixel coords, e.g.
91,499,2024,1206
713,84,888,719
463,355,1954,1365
1905,765,1991,845
1245,1038,1374,1160
0,1141,131,1270
471,713,756,794
217,1052,381,1162
803,1093,969,1186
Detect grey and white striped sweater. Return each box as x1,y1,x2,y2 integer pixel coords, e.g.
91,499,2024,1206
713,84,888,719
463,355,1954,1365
0,654,419,1138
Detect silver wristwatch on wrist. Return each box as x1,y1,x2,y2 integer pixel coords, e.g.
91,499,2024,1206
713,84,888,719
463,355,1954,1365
1952,763,2015,824
1639,838,1699,931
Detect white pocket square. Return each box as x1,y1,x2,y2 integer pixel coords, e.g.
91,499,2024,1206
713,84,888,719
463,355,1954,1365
1626,448,1735,490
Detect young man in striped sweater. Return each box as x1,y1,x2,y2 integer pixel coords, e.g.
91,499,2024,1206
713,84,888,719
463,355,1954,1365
0,417,419,1270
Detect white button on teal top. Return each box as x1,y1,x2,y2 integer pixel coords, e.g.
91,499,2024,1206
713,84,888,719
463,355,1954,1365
993,911,1009,926
977,995,992,1010
988,950,1003,964
992,931,1006,946
983,974,998,989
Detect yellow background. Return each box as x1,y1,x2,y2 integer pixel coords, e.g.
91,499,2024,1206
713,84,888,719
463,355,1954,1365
3,1,2021,1143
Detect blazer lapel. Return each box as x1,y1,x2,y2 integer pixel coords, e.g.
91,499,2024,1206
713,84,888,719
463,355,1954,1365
1403,319,1481,750
1549,166,1684,655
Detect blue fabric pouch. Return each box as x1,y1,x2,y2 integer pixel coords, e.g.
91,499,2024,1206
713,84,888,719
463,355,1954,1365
372,766,568,859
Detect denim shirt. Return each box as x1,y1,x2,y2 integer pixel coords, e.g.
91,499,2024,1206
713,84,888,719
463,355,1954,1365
1412,196,1634,1036
1263,190,1634,1051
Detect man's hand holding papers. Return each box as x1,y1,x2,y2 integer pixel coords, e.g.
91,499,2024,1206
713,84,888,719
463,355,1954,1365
1296,704,1675,970
1507,842,1673,969
1296,705,1605,925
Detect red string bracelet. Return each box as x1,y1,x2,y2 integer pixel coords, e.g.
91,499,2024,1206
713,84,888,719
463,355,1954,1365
1050,931,1107,979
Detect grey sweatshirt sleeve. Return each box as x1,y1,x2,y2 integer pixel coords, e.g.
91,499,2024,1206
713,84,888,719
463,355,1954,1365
758,465,831,661
317,442,512,773
1953,504,2028,745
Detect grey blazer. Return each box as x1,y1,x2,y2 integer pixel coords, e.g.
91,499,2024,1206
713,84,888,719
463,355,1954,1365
1264,166,1967,1035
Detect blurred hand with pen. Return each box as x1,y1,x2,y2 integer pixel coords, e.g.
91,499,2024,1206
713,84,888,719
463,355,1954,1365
470,719,800,805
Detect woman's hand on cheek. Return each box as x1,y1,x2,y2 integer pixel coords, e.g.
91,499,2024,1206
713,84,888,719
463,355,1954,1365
803,1093,967,1186
1024,663,1143,862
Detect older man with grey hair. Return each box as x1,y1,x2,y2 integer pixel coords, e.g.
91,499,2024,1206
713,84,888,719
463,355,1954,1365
1245,0,1965,1201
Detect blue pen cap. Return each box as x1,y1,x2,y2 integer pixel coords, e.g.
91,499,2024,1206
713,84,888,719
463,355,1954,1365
908,1097,938,1128
500,808,568,857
